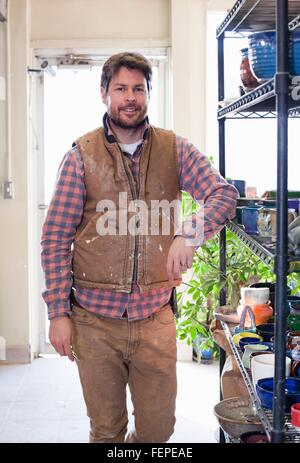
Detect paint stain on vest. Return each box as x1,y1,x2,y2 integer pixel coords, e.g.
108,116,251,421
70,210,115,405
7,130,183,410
85,236,99,244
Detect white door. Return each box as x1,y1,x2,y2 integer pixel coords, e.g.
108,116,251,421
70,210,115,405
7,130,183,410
35,51,169,354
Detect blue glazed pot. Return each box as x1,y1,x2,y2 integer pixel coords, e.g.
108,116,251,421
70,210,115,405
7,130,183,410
256,377,300,412
201,348,214,360
248,30,300,79
248,31,276,79
227,179,246,197
288,199,300,213
235,206,244,224
241,206,261,235
255,323,275,342
239,337,262,352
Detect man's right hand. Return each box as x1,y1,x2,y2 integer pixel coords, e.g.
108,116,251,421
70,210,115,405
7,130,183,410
49,317,74,361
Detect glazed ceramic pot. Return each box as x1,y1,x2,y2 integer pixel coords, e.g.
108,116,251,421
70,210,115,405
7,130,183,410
214,397,263,438
257,207,272,238
239,337,263,353
267,208,297,241
240,48,259,92
291,342,300,361
251,354,291,386
242,344,269,369
286,295,300,317
250,283,292,312
287,305,300,331
256,377,300,412
232,331,263,346
255,323,275,342
248,31,277,80
235,304,256,331
239,431,269,443
235,206,244,224
240,287,270,305
227,179,246,197
288,199,300,213
248,30,300,80
251,302,274,325
292,360,300,377
250,283,275,308
237,300,273,325
241,206,261,235
291,403,300,428
249,351,273,368
287,331,300,350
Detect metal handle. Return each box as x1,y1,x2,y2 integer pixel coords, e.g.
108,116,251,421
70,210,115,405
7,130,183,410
38,204,48,210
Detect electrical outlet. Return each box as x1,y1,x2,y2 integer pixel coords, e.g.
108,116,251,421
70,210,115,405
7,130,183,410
4,181,14,199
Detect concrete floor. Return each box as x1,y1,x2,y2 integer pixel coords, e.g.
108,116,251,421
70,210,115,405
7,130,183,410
0,357,219,443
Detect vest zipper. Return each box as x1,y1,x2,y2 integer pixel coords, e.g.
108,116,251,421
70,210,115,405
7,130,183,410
117,146,139,286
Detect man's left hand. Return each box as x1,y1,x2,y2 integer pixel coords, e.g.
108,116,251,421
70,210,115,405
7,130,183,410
167,236,197,281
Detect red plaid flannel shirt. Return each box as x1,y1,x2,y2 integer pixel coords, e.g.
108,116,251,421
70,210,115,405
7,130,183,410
41,115,238,320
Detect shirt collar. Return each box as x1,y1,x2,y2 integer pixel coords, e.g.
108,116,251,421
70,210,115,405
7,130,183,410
103,112,149,144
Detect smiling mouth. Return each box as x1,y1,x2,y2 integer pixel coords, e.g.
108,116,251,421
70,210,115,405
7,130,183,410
121,108,138,114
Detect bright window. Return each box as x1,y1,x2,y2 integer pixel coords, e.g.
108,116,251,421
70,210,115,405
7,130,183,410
206,11,299,196
43,55,165,204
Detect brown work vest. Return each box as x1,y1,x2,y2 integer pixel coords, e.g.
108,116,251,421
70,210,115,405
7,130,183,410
72,125,181,292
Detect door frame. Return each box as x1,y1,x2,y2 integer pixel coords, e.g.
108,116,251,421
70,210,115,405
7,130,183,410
32,47,171,354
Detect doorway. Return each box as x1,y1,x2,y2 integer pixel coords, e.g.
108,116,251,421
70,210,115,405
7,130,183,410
34,50,169,354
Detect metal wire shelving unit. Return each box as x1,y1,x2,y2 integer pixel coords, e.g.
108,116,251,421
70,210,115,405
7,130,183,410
226,220,300,272
217,0,300,443
220,321,300,443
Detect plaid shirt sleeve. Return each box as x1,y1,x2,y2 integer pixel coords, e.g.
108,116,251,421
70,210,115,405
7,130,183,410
176,135,239,245
41,147,85,319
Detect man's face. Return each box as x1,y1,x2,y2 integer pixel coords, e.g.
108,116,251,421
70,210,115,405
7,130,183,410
101,66,149,129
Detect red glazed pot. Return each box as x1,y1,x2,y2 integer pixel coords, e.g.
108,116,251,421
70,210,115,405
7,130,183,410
291,403,300,428
240,48,259,92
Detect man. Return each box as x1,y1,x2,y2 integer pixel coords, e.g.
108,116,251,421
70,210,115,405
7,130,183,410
41,52,238,443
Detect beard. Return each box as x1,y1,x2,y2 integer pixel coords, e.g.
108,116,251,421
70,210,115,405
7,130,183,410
109,105,148,129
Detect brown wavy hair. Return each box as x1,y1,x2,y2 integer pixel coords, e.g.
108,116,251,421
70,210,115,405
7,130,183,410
101,52,152,92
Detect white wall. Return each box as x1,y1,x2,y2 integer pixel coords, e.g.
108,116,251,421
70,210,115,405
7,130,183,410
206,0,234,10
171,0,206,150
0,0,31,363
0,20,7,184
30,0,171,48
171,0,233,150
0,0,234,363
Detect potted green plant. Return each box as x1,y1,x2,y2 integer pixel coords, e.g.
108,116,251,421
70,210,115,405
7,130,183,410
176,232,275,362
177,189,300,363
176,192,276,363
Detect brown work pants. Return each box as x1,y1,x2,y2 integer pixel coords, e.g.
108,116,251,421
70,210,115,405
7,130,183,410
71,304,177,443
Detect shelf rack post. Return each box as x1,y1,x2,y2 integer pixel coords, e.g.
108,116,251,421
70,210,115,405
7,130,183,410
218,31,226,444
215,0,300,444
273,0,290,443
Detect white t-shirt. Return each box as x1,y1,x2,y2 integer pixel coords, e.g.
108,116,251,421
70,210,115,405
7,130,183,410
119,139,143,156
